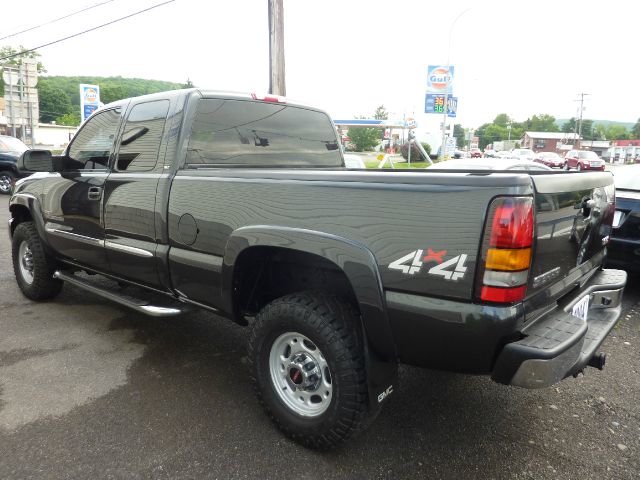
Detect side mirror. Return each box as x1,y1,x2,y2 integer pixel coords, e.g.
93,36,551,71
18,149,54,172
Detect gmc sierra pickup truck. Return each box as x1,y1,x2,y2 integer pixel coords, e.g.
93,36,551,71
9,89,626,449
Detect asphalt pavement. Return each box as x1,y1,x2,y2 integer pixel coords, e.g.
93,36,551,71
0,195,638,479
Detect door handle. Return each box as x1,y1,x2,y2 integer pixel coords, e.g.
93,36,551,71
87,186,102,200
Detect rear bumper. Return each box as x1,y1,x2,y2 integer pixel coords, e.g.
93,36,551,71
492,269,626,388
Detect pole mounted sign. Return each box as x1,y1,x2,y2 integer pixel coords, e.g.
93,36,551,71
426,65,454,94
80,84,100,122
425,94,457,117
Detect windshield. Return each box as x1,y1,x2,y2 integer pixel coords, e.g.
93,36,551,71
578,151,598,160
614,166,640,190
0,136,29,154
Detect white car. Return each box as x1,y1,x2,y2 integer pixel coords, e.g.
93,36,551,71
343,154,365,169
510,148,536,161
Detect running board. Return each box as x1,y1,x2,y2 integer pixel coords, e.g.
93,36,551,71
53,270,184,317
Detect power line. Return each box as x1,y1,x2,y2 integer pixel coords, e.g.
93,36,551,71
0,0,117,42
0,0,175,62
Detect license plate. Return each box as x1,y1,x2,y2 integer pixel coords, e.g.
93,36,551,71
613,210,623,228
572,294,590,322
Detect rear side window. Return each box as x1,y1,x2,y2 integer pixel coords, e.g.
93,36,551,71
115,100,169,171
186,98,341,168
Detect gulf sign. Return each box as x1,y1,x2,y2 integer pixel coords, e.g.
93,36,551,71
80,83,101,122
427,65,454,94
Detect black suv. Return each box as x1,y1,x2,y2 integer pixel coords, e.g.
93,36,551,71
0,135,30,194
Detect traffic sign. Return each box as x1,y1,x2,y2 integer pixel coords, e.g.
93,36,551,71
425,94,457,117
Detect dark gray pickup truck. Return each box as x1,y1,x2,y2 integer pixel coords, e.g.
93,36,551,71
9,89,626,449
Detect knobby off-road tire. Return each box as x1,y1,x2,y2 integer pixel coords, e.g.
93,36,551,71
248,292,369,449
12,222,63,300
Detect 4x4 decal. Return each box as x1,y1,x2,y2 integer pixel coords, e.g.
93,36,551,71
388,248,468,281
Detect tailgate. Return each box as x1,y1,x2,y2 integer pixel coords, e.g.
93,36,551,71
527,172,615,302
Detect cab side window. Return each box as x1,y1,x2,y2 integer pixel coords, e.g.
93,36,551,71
115,100,170,172
67,108,122,170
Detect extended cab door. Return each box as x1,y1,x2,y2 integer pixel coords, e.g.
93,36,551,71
102,98,171,288
42,107,123,270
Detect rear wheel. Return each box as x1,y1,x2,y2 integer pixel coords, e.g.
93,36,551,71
12,222,63,300
0,171,15,195
563,162,570,171
577,163,582,171
248,292,369,449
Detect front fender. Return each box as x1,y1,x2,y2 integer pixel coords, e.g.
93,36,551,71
223,225,398,408
8,193,49,248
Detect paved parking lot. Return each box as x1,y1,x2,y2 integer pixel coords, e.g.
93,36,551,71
0,194,638,479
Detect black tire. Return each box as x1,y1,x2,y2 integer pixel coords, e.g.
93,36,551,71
0,170,15,195
247,292,369,449
577,163,582,172
12,222,63,300
563,162,569,171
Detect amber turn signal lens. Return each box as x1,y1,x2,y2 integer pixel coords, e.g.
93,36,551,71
485,248,531,271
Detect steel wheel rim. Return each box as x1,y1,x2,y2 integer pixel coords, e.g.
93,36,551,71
0,174,12,193
18,240,35,285
269,331,333,417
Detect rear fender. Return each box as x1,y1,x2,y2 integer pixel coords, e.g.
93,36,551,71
223,225,398,409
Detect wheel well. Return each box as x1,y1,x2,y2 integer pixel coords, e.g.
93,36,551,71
9,204,32,236
232,246,359,324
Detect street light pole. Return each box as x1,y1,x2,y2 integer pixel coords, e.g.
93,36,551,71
439,8,472,161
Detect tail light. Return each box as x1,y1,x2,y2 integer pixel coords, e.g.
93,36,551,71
477,197,534,304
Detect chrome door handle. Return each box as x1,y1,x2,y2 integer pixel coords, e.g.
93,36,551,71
87,186,102,200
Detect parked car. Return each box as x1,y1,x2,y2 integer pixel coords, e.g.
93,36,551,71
483,149,497,158
429,157,552,171
469,148,483,158
563,150,605,171
9,88,625,449
343,153,365,168
0,135,30,194
607,164,640,272
534,151,564,168
510,148,536,162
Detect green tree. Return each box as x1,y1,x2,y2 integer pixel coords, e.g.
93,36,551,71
0,45,46,96
580,119,594,139
347,127,380,151
493,113,511,127
594,124,607,140
38,81,73,123
453,123,465,147
525,114,559,132
373,105,388,120
632,118,640,139
55,112,81,126
100,83,129,104
606,124,629,140
561,118,576,133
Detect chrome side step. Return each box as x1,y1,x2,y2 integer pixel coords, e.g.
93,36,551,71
53,270,184,317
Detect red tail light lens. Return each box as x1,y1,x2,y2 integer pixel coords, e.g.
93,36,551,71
489,197,534,248
480,285,527,303
477,197,535,304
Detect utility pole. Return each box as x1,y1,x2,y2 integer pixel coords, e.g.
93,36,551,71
575,93,589,147
268,0,286,96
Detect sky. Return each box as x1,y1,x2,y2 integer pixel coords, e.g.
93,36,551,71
2,0,639,143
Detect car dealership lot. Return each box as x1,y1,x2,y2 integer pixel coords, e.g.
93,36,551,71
0,195,638,479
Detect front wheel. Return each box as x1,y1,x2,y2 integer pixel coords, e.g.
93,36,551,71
577,163,582,171
248,292,369,449
0,170,15,195
12,222,63,300
563,162,570,171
